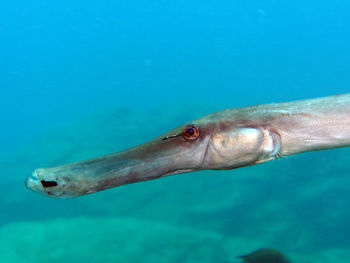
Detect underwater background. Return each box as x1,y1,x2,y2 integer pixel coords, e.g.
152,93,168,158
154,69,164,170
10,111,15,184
1,0,350,262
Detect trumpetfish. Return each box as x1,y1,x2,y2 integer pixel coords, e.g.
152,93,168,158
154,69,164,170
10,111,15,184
25,94,350,198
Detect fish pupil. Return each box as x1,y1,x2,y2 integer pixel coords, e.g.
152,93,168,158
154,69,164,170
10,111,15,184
186,128,195,136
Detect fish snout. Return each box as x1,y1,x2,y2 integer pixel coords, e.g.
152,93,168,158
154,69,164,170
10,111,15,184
25,169,46,191
25,169,39,188
25,168,70,198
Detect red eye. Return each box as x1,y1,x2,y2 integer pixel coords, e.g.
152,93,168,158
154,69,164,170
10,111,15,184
182,125,200,140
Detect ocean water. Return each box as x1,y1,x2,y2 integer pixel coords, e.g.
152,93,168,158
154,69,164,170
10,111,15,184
1,0,350,262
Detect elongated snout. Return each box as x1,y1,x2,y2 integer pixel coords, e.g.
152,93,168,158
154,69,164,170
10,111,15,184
25,124,209,198
25,121,278,198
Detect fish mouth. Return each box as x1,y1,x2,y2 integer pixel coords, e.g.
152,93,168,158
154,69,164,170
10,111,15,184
25,168,71,197
25,172,36,190
25,171,39,187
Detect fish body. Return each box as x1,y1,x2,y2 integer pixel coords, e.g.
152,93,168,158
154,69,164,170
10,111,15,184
25,94,350,198
236,248,291,263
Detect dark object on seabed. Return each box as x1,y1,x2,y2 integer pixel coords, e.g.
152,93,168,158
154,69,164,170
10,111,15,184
236,248,291,263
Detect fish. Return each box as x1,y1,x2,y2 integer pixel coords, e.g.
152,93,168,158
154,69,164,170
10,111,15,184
234,248,291,263
25,93,350,198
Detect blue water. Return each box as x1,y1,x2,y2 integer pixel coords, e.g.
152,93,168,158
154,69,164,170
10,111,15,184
1,1,350,262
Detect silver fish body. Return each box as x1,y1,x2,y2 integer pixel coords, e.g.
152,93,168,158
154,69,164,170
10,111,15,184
25,94,350,198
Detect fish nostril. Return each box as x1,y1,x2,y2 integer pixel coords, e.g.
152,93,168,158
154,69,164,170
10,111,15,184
40,180,58,188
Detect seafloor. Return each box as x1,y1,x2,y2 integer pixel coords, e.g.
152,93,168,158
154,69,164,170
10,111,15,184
1,105,350,263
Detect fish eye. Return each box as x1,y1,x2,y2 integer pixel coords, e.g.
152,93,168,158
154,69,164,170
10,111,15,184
182,125,200,140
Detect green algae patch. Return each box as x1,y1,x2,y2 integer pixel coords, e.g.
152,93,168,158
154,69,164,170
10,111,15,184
0,217,227,263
